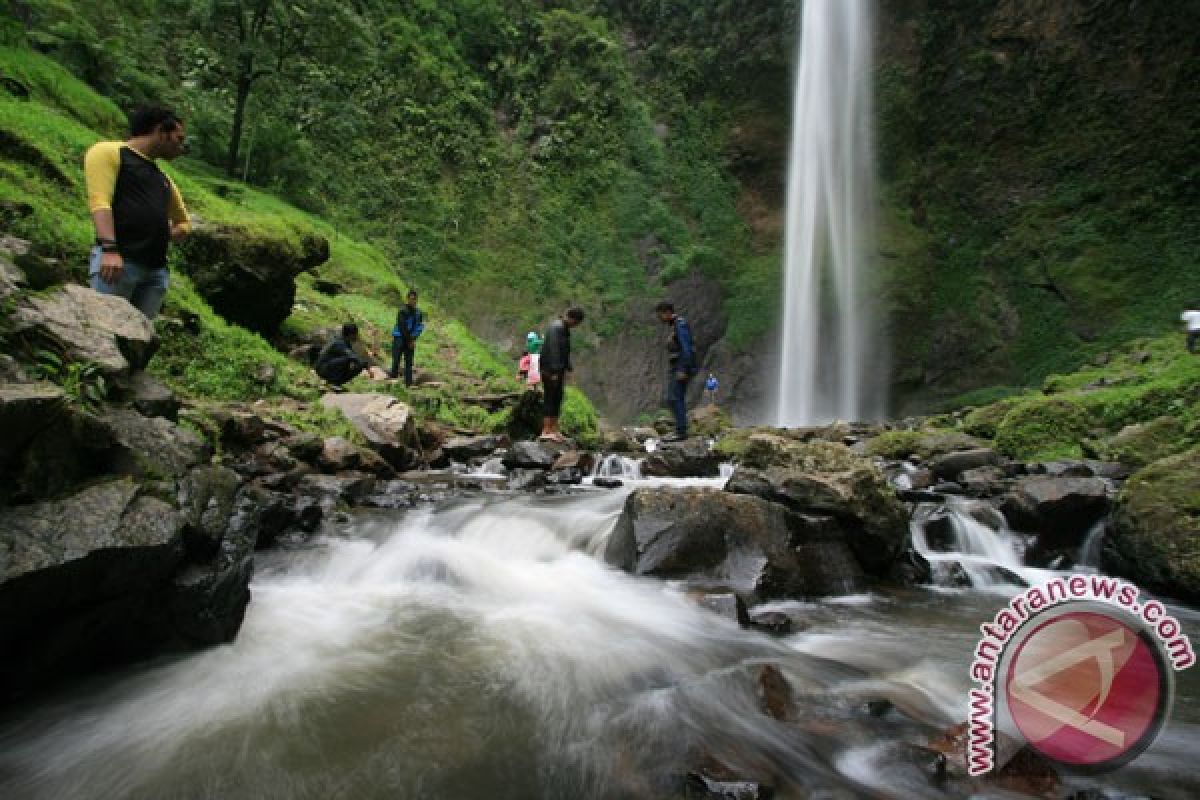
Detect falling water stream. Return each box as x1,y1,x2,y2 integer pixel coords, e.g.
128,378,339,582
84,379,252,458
777,0,881,426
1,477,1199,799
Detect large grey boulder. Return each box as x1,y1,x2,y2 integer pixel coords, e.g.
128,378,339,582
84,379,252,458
1,390,118,504
321,392,419,470
171,467,258,644
103,408,212,479
0,383,65,471
995,475,1110,549
0,479,186,701
641,437,720,478
503,439,566,469
724,441,909,575
605,488,865,599
10,283,158,377
443,433,511,462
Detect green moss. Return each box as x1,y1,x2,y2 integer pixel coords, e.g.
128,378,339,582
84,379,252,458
993,397,1093,460
863,430,925,460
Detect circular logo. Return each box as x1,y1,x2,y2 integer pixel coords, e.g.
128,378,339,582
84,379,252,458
1004,609,1171,770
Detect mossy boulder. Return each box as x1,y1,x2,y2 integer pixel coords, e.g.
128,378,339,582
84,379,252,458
962,398,1022,439
863,428,984,460
1090,416,1190,469
994,397,1092,460
177,224,329,336
1104,448,1200,603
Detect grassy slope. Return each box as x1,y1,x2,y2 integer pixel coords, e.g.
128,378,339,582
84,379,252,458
0,45,598,441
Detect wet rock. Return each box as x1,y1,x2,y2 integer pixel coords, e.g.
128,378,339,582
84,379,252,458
503,439,565,469
999,475,1110,549
283,431,324,464
755,664,795,721
929,448,1002,481
2,395,118,504
111,371,179,420
103,408,212,480
1105,448,1200,602
443,433,511,461
0,383,66,469
725,443,909,575
320,392,419,470
593,477,624,489
296,472,377,509
546,467,584,486
928,721,1060,797
959,465,1008,495
507,469,547,491
552,449,595,473
9,284,159,377
209,408,268,446
748,610,795,635
169,476,258,644
691,591,750,626
897,489,946,504
0,479,185,702
178,466,243,560
641,437,720,478
476,456,508,475
606,488,865,599
684,773,774,800
359,479,420,510
319,436,361,472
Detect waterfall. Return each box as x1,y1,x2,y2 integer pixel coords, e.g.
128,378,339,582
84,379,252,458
776,0,882,426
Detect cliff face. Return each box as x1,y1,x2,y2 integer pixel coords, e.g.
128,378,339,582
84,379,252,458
875,0,1199,410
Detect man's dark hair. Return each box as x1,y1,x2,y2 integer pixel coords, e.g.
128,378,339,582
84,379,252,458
406,289,418,299
654,301,674,313
129,106,182,137
342,322,359,338
566,307,585,322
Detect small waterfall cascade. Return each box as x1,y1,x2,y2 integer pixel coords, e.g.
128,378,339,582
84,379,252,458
1075,518,1107,571
909,499,1048,590
591,454,643,481
776,0,882,426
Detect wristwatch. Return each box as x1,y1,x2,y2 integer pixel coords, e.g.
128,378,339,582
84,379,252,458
96,238,119,253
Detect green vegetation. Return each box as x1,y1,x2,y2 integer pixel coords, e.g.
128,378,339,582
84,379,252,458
877,3,1199,405
937,328,1200,462
0,39,598,441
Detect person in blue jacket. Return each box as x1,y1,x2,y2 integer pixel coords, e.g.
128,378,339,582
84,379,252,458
655,301,698,441
390,289,425,386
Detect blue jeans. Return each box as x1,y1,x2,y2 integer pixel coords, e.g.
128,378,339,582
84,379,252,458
668,371,692,435
88,247,169,319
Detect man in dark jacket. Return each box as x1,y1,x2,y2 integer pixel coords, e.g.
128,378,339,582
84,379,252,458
655,301,698,441
539,307,585,441
390,289,425,385
315,323,368,388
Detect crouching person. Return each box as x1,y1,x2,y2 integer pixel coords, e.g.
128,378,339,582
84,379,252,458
315,323,369,389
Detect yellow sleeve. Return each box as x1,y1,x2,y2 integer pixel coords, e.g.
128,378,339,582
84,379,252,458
166,176,190,230
83,141,122,212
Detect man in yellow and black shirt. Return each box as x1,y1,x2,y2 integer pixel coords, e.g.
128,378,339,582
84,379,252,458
84,106,190,319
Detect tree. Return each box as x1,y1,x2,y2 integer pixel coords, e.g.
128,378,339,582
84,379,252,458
188,0,370,175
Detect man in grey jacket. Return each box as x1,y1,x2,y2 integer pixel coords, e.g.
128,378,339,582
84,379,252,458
539,307,585,442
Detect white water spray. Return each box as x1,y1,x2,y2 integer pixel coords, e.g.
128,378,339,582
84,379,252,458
777,0,881,426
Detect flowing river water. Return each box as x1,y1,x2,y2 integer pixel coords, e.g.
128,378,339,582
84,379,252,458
1,472,1198,799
